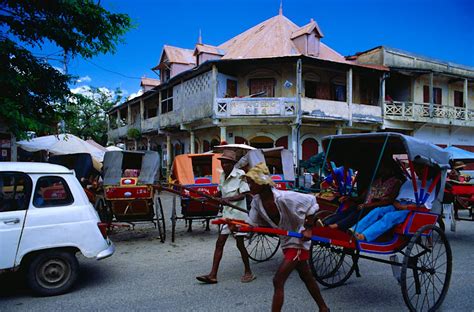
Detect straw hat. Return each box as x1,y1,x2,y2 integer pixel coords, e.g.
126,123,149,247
453,161,466,170
244,162,276,186
218,149,237,163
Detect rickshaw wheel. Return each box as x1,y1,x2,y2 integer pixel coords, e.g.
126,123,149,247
310,241,356,288
153,194,166,243
401,224,452,312
244,233,280,262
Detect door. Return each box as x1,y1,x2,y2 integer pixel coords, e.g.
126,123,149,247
0,172,31,269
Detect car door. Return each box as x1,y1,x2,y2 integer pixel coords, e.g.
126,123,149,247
0,172,31,269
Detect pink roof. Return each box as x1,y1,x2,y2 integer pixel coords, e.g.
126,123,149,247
140,77,160,87
291,20,324,39
217,14,348,64
162,45,195,65
194,43,225,56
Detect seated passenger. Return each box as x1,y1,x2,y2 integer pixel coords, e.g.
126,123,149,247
447,161,465,182
320,161,355,197
323,161,402,231
352,163,436,242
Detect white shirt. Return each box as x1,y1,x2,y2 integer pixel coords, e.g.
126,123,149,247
396,179,435,210
246,189,319,250
218,167,250,220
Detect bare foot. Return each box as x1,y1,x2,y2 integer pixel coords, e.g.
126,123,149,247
355,233,365,240
328,224,338,229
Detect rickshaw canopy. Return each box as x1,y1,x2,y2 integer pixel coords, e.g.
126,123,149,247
321,132,450,215
444,145,474,163
172,153,222,185
103,150,161,186
236,147,295,182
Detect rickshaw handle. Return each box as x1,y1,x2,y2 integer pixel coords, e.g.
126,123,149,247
155,183,249,214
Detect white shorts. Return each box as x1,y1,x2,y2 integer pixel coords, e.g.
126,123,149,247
220,224,247,236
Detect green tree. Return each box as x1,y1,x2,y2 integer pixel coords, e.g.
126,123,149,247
0,0,132,139
68,87,123,146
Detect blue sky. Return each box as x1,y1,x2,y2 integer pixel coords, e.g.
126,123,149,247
56,0,474,98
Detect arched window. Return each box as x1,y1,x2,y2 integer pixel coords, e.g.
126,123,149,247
210,139,220,150
203,140,210,152
275,136,288,149
302,138,318,161
194,140,199,154
234,136,248,145
250,136,274,149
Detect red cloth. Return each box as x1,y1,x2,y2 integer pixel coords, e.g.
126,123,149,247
282,248,309,261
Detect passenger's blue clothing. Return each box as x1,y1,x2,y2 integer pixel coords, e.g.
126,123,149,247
353,204,410,242
324,166,354,195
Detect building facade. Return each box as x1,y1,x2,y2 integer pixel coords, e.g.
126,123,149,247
107,12,474,174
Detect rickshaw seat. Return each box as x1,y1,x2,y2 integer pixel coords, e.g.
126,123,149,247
194,177,212,184
393,209,438,236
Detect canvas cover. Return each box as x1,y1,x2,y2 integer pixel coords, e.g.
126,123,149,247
236,147,295,181
321,132,450,214
172,153,222,185
17,134,104,171
48,153,94,181
444,146,474,162
103,150,161,186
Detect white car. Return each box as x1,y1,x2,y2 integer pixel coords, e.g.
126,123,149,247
0,162,115,296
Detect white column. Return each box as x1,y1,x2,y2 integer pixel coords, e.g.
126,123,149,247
190,131,195,153
346,68,353,127
336,127,343,135
140,98,145,120
429,72,434,117
116,110,121,128
127,105,132,125
220,126,226,143
147,137,151,151
166,135,171,176
464,79,469,120
291,124,298,167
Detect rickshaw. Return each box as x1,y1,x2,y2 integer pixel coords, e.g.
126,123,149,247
443,146,474,220
168,153,223,242
216,133,453,312
48,153,100,204
95,150,166,242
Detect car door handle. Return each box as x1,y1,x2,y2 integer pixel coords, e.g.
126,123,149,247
1,218,20,225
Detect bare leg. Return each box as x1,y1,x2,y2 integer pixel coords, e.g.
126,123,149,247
207,234,228,279
296,261,329,311
236,236,252,276
272,258,298,312
328,224,338,229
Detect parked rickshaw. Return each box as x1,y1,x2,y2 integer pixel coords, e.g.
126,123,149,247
95,150,166,242
216,133,452,312
48,153,100,203
443,146,474,229
168,153,223,242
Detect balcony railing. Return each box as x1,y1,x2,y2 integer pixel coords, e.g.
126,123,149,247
384,101,474,125
215,97,296,117
141,116,159,133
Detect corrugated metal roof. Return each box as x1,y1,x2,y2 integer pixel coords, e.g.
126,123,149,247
194,43,225,56
290,20,324,39
140,77,160,87
162,45,195,65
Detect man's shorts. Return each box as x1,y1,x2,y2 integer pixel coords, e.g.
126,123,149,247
220,224,247,236
283,248,310,261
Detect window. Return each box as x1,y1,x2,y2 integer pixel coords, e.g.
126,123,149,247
161,68,171,82
304,80,318,99
332,84,346,102
226,79,237,97
454,91,464,107
423,86,442,104
147,106,157,118
249,78,275,97
161,88,173,114
33,176,74,208
0,173,32,212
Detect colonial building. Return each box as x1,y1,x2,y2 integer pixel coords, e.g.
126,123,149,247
107,11,474,173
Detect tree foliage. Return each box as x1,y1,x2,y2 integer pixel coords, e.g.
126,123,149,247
0,0,132,139
68,87,123,146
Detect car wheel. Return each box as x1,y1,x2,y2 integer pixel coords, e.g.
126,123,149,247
26,250,79,296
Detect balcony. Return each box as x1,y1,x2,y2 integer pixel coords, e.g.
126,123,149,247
301,98,382,124
108,125,128,141
141,116,160,133
215,97,296,118
384,101,474,127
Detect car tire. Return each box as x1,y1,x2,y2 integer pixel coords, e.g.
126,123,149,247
26,250,79,296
